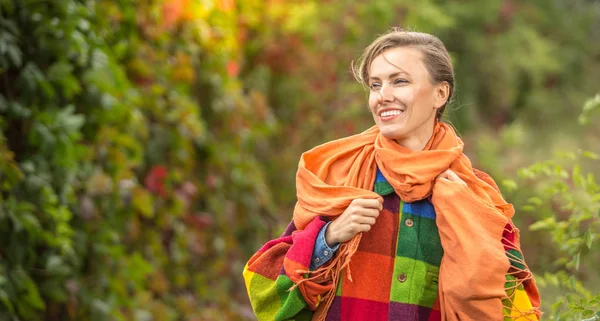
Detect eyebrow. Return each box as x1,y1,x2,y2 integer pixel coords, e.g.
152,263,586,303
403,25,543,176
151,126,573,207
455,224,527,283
369,71,410,81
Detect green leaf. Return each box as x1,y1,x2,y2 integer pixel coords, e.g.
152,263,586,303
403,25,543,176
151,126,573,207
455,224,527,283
0,289,14,313
132,187,154,218
573,253,581,271
7,45,21,67
501,179,518,192
569,275,576,289
583,151,600,160
582,94,600,112
579,94,600,125
14,268,46,311
0,19,18,35
584,230,593,249
19,212,41,232
573,164,583,186
547,273,560,286
552,299,563,311
565,237,583,249
45,255,71,276
527,197,543,206
529,217,556,231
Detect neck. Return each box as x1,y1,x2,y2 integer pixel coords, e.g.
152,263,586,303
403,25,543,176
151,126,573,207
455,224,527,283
395,119,436,151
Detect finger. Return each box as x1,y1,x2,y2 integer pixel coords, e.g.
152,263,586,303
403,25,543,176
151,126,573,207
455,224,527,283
446,169,461,181
448,170,467,185
352,215,376,225
349,210,377,224
358,224,372,233
357,208,380,218
437,170,449,180
352,198,382,210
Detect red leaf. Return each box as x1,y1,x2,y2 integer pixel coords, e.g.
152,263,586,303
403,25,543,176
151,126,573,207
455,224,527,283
162,0,188,28
184,213,214,229
145,165,168,198
226,60,239,77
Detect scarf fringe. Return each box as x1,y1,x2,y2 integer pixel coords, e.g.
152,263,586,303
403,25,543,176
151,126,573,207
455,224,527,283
502,306,543,321
501,226,542,320
288,224,541,320
288,234,362,320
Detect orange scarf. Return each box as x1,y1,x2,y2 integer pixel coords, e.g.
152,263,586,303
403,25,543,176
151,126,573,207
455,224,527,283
292,122,532,320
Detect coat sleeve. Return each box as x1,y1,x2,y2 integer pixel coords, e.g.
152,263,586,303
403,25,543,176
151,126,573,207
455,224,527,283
243,217,334,321
501,220,542,321
472,168,542,320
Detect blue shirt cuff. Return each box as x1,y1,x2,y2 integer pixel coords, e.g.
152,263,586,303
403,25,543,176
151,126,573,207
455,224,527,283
310,221,340,270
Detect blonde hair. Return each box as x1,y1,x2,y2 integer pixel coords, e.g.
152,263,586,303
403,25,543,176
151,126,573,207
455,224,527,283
352,28,455,120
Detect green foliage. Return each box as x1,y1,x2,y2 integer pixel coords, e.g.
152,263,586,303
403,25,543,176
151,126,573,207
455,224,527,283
490,95,600,320
579,94,600,126
1,0,275,319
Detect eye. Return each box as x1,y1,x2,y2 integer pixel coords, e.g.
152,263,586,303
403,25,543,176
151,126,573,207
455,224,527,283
369,82,381,90
393,78,408,85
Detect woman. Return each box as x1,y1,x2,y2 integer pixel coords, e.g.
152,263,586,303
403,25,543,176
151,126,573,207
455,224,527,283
243,29,541,321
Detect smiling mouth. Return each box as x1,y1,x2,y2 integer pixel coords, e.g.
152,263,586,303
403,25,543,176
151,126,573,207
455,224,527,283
379,109,404,120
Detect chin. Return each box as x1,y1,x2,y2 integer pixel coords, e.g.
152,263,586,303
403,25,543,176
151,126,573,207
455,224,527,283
378,128,405,141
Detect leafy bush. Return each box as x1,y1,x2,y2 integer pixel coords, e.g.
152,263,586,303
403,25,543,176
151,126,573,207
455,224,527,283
1,1,275,320
506,95,600,320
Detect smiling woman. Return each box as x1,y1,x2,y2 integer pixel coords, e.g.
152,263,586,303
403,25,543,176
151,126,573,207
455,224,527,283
354,32,454,152
365,47,449,151
243,28,542,321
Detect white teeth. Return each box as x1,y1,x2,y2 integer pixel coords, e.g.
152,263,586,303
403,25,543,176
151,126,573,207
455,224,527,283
380,110,403,117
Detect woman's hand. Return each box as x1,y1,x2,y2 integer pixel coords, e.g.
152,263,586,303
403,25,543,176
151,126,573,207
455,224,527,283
325,198,382,246
437,169,467,186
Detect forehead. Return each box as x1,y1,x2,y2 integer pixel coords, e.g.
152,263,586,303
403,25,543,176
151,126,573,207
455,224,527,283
368,47,426,77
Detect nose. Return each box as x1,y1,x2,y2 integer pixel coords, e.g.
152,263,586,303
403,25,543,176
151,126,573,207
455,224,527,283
377,83,394,103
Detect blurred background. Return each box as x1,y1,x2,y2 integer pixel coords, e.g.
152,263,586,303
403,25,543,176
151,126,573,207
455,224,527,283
0,0,599,320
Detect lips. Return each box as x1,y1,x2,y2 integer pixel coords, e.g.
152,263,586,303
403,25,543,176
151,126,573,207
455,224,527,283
378,108,404,121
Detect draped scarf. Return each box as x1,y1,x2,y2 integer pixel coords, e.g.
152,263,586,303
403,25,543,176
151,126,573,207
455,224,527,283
290,122,540,320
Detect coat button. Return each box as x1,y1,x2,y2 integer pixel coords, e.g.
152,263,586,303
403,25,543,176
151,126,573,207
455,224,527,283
405,218,414,227
397,273,407,283
324,250,329,256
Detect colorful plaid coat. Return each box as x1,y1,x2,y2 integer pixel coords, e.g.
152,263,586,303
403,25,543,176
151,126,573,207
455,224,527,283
244,169,539,320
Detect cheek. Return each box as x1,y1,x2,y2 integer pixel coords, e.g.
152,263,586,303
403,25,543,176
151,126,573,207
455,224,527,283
367,93,379,111
399,87,416,104
413,85,433,105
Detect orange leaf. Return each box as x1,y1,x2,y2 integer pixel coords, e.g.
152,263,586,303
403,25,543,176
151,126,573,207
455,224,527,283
217,0,235,12
162,0,190,28
226,60,239,77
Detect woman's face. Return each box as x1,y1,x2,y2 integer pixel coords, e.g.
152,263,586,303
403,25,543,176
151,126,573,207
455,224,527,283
367,47,447,147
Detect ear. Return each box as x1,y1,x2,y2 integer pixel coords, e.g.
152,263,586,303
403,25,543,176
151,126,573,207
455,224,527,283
433,81,450,109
